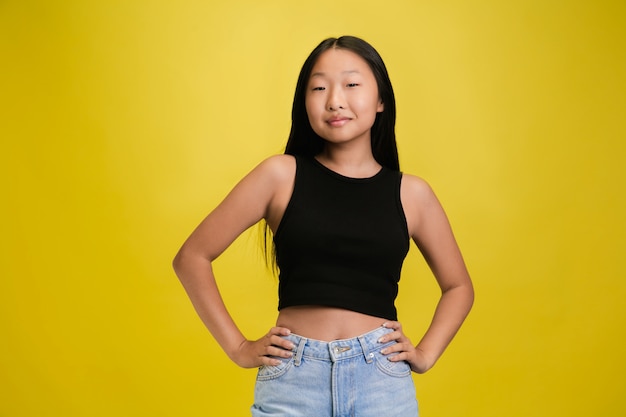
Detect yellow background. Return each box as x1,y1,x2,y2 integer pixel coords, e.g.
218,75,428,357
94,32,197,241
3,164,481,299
2,1,625,416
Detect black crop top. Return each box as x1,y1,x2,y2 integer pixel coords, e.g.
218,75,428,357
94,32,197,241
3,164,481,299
274,156,410,321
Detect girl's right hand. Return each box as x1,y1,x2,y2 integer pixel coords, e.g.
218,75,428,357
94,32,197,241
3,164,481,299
231,326,294,368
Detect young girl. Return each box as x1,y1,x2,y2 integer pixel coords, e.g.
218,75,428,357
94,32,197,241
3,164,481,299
173,36,473,417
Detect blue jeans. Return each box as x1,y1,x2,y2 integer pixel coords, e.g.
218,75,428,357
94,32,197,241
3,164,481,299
251,326,419,417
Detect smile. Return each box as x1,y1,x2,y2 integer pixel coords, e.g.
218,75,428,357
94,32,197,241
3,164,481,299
327,117,351,127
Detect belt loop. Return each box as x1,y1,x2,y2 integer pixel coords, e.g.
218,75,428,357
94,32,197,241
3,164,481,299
358,335,374,364
294,337,306,367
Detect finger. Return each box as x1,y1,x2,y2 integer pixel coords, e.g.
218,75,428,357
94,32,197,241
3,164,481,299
267,333,296,350
386,352,408,362
266,345,294,358
260,355,283,366
382,321,401,330
273,337,296,351
378,330,404,344
380,322,404,341
268,326,292,336
380,341,408,356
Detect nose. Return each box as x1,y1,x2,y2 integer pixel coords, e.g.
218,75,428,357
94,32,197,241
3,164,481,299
326,87,345,111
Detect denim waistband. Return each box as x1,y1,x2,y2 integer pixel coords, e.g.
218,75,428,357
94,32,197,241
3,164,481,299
283,325,395,366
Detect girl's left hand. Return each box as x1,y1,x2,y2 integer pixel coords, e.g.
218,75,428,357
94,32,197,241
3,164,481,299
378,321,431,374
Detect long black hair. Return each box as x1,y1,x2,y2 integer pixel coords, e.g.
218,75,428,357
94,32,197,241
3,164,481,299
284,36,399,170
263,36,399,269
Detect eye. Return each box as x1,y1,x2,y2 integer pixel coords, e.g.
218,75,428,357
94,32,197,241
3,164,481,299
347,83,360,88
311,86,326,91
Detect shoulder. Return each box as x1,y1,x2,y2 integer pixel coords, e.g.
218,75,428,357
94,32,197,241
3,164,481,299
400,173,452,239
258,154,296,173
400,173,444,231
252,154,296,183
227,154,295,198
400,173,437,203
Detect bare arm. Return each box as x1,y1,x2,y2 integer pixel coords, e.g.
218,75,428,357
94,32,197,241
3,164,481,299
172,155,295,368
382,175,474,373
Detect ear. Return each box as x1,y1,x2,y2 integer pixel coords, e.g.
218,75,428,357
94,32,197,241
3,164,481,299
377,99,384,113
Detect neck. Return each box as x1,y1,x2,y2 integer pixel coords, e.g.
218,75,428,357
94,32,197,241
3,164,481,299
316,143,380,178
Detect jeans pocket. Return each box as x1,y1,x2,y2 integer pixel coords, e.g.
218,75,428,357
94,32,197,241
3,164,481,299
256,356,295,381
374,352,412,378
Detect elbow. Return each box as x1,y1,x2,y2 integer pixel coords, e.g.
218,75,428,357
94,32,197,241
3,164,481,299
460,276,475,304
463,279,475,313
172,249,185,277
442,277,474,312
172,246,194,277
172,244,213,279
467,284,475,311
172,251,182,274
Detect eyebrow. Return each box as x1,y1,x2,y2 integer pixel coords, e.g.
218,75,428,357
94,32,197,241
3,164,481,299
310,70,361,78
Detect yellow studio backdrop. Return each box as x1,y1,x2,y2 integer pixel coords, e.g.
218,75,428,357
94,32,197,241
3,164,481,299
1,0,624,416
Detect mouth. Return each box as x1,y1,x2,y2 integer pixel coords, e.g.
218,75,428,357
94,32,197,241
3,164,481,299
327,117,351,127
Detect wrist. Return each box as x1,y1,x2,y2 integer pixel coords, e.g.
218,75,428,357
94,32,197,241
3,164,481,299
225,337,249,365
412,346,437,374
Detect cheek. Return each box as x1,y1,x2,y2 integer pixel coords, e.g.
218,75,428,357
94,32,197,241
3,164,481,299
305,97,321,121
353,96,381,116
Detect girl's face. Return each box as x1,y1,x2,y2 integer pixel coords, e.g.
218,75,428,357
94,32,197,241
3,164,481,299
305,48,384,147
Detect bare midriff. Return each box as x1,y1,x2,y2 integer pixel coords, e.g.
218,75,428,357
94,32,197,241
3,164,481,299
276,306,388,341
